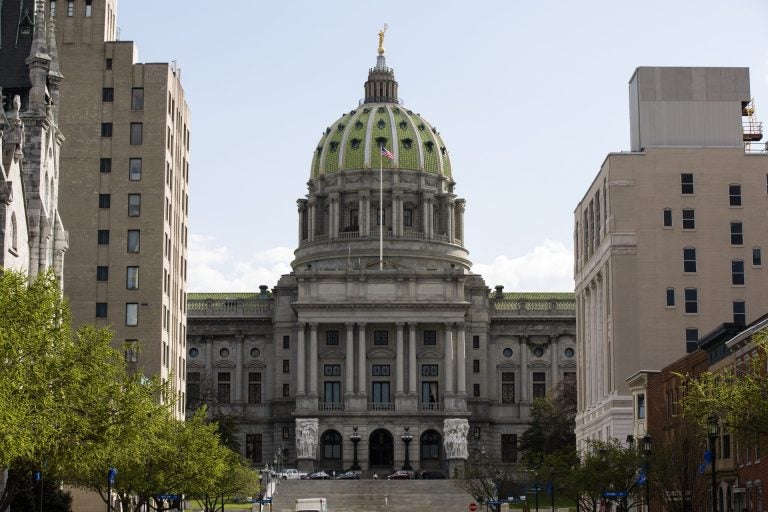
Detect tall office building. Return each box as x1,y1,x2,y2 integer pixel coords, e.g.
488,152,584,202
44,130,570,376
55,0,190,416
574,67,768,445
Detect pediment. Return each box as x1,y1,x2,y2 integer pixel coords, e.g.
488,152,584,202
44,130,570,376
367,347,396,359
496,361,520,369
418,349,443,359
320,348,346,359
246,360,267,369
188,360,205,369
214,360,236,369
560,360,576,369
528,361,551,369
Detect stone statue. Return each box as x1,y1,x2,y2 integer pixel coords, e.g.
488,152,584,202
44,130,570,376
377,24,388,55
443,418,469,459
295,418,319,459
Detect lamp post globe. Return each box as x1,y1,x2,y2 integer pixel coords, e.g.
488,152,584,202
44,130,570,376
350,426,362,471
401,426,413,471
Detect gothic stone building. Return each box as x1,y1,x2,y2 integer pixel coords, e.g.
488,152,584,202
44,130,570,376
186,48,576,476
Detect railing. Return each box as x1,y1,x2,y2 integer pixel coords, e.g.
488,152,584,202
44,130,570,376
300,231,463,249
491,298,576,314
319,402,345,412
187,298,273,317
743,120,763,141
744,141,768,153
420,402,442,412
368,402,395,412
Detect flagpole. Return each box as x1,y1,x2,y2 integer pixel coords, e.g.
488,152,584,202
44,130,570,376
379,145,383,270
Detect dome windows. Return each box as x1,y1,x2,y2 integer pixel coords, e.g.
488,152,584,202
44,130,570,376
316,146,322,155
393,107,400,114
424,141,434,153
329,141,339,152
355,121,364,130
402,138,413,150
377,106,385,113
375,137,388,149
363,108,370,114
440,146,447,156
377,119,386,129
418,123,426,132
350,138,361,150
399,120,408,130
337,124,345,132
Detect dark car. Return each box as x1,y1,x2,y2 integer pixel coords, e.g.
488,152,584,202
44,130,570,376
386,470,414,480
421,471,445,479
335,470,361,480
306,471,332,480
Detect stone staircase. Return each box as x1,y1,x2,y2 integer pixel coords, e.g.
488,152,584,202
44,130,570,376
268,479,475,512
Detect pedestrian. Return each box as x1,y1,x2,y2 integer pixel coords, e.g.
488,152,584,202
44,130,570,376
373,472,378,480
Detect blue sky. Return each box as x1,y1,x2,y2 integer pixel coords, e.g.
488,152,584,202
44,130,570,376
118,1,768,292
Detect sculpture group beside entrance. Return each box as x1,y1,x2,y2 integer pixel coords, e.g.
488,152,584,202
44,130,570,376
443,418,469,459
296,418,319,459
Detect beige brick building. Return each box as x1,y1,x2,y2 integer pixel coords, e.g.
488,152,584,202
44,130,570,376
574,67,768,446
55,0,190,416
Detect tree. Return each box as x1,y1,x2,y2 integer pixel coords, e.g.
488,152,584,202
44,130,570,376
453,457,528,512
519,380,576,467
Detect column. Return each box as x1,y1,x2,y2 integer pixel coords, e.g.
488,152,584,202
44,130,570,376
391,194,398,236
456,325,466,396
396,323,405,394
297,325,306,396
359,195,367,236
308,200,315,242
550,335,559,388
309,323,318,396
422,195,429,236
297,202,305,243
447,199,455,243
358,323,367,396
204,336,213,375
427,197,434,238
444,323,454,395
329,194,339,238
234,336,244,402
408,324,417,395
345,323,355,395
520,335,529,402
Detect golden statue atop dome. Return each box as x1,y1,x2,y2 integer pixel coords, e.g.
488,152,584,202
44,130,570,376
378,24,388,55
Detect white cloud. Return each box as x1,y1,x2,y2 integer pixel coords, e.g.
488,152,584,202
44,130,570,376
473,240,574,292
188,234,293,292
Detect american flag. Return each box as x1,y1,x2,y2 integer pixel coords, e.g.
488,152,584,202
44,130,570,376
380,146,394,160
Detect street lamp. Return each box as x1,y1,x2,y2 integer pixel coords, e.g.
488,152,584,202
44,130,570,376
401,426,413,471
708,415,719,512
548,465,555,512
350,427,362,471
643,434,652,512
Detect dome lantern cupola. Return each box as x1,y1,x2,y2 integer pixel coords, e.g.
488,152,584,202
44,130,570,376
364,24,398,104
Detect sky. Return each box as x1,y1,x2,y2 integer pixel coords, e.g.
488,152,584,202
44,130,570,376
117,0,768,293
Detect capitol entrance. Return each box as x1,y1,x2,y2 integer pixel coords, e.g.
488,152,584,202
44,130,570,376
369,429,394,470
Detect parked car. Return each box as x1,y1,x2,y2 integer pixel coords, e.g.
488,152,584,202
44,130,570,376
386,470,414,480
335,470,361,480
305,471,332,480
421,470,445,479
281,468,308,480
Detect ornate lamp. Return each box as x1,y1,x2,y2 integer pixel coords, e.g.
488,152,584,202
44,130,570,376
401,426,413,471
350,426,362,471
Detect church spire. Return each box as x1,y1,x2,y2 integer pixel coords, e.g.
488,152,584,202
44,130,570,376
364,25,398,104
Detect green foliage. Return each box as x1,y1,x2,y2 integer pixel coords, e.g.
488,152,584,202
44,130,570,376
520,380,576,467
678,334,768,438
9,473,73,512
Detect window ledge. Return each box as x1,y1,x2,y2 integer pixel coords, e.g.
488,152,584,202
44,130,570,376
8,247,18,257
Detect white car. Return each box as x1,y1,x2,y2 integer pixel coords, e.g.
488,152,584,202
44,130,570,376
281,468,307,480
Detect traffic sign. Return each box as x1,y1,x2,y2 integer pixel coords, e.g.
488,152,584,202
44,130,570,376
603,491,628,498
469,503,478,512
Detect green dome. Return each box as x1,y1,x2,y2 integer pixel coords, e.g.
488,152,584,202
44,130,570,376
311,103,452,179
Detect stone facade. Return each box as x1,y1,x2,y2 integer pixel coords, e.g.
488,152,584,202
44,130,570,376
575,67,768,447
186,48,576,475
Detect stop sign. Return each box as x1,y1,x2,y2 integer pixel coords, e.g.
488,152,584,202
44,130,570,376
469,504,478,512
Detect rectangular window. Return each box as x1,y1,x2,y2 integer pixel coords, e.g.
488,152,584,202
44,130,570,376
97,229,110,245
248,372,262,404
423,330,437,345
422,381,438,405
130,123,143,145
98,194,110,208
349,209,358,228
324,381,341,404
732,260,745,285
373,364,391,377
101,122,112,137
217,372,231,404
95,302,108,318
125,303,138,326
421,364,438,377
473,335,480,349
105,58,112,70
245,434,262,464
282,383,290,397
682,209,695,230
126,266,139,289
49,0,56,16
66,0,73,16
372,381,390,404
472,359,480,373
186,372,200,406
473,383,481,397
637,393,646,419
373,330,388,345
127,230,140,253
501,434,518,463
681,173,694,194
376,208,385,226
102,87,114,102
684,288,698,314
323,364,341,377
84,0,92,17
663,208,672,227
729,184,742,207
666,288,675,307
131,88,144,110
325,330,339,345
731,222,743,245
124,341,139,363
685,328,699,353
404,208,413,227
532,372,546,398
128,194,141,217
733,301,746,325
282,335,290,349
501,372,515,404
129,158,142,181
753,247,762,267
282,359,290,373
683,247,697,273
96,265,109,281
100,158,112,173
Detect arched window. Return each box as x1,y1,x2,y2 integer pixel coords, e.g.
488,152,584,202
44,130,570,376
321,430,342,460
420,430,441,460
